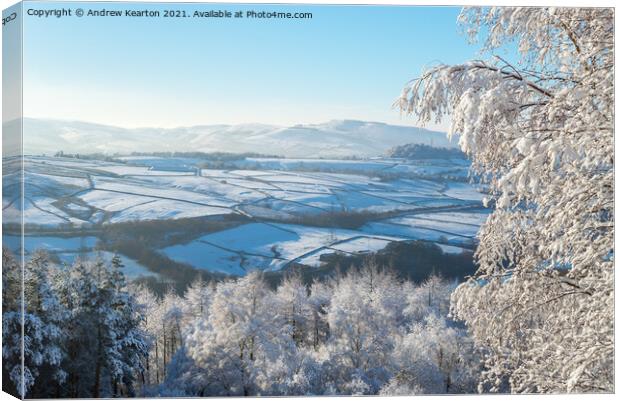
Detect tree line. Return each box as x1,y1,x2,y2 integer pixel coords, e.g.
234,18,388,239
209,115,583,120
2,248,480,397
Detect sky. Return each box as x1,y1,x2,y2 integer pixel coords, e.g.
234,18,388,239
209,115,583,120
20,1,485,130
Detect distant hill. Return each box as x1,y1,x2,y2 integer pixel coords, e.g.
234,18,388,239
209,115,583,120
21,118,457,159
387,143,466,160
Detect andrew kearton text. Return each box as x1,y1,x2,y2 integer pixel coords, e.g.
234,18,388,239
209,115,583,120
87,8,161,17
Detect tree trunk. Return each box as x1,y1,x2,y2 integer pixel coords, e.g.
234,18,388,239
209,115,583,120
111,378,118,397
163,331,167,376
155,340,160,384
93,325,102,398
93,359,101,398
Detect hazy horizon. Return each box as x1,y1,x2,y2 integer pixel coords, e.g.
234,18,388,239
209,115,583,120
18,115,451,131
15,116,458,158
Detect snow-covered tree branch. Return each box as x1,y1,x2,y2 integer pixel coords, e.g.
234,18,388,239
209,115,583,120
398,6,614,393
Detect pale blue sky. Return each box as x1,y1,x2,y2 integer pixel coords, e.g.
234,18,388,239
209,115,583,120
22,2,484,130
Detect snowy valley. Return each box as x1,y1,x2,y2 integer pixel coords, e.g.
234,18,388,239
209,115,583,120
3,151,487,284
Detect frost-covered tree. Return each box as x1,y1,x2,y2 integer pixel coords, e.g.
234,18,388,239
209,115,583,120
307,278,332,350
381,274,478,395
107,255,149,397
387,314,479,394
2,248,23,397
398,7,613,393
274,273,313,346
152,263,482,396
22,251,68,397
2,248,20,312
182,271,294,396
160,290,184,370
2,250,149,397
2,250,66,398
138,288,185,387
324,263,405,394
57,256,147,397
130,284,159,388
182,277,213,324
130,281,211,394
404,274,455,321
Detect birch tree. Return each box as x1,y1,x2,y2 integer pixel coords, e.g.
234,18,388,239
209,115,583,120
398,7,614,393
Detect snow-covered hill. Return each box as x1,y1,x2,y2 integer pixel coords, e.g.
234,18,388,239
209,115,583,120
21,118,457,158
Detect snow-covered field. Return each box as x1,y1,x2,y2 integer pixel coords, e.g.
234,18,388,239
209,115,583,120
3,155,490,277
2,234,157,279
161,223,406,274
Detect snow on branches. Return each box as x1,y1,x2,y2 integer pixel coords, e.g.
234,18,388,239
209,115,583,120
398,7,613,393
1,250,149,398
145,267,480,396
